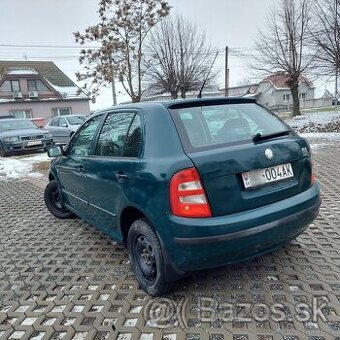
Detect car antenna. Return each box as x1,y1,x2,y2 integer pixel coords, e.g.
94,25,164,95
197,51,219,99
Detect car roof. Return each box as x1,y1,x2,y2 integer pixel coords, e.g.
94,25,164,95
96,97,257,114
0,118,27,122
54,115,85,118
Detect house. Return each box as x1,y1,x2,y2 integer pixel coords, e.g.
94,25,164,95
220,73,316,111
256,73,315,111
0,60,90,124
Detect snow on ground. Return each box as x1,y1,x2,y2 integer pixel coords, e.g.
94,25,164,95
287,110,340,133
285,109,340,151
0,152,49,181
300,132,340,151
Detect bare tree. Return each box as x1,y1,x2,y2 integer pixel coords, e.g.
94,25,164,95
145,16,218,99
252,0,314,116
311,0,340,102
74,0,170,103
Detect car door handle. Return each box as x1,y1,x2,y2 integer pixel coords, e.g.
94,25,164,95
116,172,128,183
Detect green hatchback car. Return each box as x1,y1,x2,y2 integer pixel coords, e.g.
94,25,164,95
44,98,321,296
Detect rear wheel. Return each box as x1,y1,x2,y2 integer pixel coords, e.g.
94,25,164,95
127,218,175,296
44,180,75,219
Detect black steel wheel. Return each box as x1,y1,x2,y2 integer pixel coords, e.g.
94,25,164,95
127,218,175,296
44,180,75,219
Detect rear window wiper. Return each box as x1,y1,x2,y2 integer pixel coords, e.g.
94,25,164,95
252,130,292,143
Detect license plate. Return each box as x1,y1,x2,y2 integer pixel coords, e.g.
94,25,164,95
27,140,43,146
242,163,294,189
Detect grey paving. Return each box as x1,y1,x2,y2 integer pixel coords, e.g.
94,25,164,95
0,137,340,339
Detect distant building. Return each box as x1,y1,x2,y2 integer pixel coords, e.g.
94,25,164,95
220,73,316,111
255,73,315,111
0,60,90,124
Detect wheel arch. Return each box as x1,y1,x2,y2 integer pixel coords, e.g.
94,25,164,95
120,206,147,244
48,172,56,181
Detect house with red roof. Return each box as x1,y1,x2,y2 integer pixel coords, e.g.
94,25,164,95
220,72,316,111
256,72,315,111
0,60,90,125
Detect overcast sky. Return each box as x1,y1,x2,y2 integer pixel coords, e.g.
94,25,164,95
0,0,281,110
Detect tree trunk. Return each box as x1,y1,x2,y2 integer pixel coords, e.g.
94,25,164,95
180,89,186,98
132,95,141,103
170,91,178,99
290,82,300,116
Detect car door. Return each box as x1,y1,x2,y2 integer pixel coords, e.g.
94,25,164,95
58,117,71,143
57,114,103,215
47,118,60,142
83,111,143,237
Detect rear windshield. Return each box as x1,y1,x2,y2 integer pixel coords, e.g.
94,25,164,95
170,103,290,150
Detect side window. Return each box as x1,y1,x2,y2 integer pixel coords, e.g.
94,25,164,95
50,118,60,126
68,115,102,156
59,117,67,127
96,112,135,157
123,114,142,157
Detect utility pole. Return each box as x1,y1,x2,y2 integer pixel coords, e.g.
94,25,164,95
225,46,229,97
112,77,117,106
110,55,117,106
335,0,339,106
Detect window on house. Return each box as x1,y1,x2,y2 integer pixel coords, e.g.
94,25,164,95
27,79,49,91
52,107,72,117
283,94,290,102
10,109,32,119
0,80,21,92
299,93,307,100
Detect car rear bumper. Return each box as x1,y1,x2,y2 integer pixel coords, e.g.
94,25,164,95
165,183,321,272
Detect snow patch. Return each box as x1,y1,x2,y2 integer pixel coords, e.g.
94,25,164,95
0,153,49,181
301,132,340,151
287,111,340,133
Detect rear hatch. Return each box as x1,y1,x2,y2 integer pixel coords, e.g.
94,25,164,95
169,100,313,216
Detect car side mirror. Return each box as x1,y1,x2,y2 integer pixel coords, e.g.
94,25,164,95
47,145,63,157
61,123,68,128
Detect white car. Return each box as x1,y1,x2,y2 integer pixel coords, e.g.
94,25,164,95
45,115,86,144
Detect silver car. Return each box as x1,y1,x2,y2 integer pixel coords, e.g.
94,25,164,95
45,115,86,144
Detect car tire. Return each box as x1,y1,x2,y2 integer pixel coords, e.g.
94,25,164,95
44,180,75,219
0,144,8,157
127,218,175,296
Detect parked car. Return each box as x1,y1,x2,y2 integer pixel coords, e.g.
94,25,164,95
44,98,321,296
0,118,53,157
45,115,86,144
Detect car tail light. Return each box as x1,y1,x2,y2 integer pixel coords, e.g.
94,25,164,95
170,167,212,218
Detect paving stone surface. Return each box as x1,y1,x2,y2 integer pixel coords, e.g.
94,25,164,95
0,136,340,340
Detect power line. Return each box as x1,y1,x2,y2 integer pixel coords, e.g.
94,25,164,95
0,44,99,49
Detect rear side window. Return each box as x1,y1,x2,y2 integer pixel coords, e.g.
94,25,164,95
122,114,142,157
171,103,289,150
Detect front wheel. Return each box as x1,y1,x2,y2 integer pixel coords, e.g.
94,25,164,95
44,180,75,219
127,218,175,296
0,144,8,157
